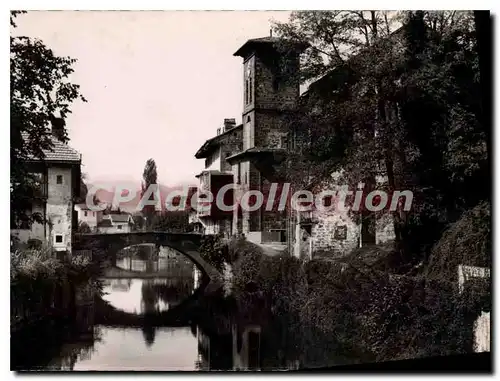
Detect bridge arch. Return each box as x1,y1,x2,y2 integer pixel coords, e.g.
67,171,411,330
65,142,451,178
73,232,222,282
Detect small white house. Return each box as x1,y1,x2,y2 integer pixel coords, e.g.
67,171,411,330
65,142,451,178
97,213,134,234
75,203,103,232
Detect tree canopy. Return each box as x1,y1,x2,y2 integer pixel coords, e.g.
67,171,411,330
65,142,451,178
273,11,489,265
11,11,86,226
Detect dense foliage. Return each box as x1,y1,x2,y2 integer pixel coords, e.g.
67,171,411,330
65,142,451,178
199,234,231,272
10,11,86,226
151,210,190,233
230,243,486,363
11,247,102,327
427,201,491,280
273,11,489,266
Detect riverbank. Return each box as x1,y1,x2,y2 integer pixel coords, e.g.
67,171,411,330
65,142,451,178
10,247,102,370
221,235,489,366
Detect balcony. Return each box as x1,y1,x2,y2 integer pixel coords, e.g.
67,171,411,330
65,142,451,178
196,170,234,218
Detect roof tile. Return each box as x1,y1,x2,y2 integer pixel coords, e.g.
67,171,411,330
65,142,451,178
22,132,81,163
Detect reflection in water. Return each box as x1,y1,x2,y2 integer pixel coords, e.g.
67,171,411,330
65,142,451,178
102,277,195,314
116,246,194,274
32,246,356,371
49,327,200,371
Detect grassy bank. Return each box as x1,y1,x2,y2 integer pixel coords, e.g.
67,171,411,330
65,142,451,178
224,225,489,364
10,247,102,330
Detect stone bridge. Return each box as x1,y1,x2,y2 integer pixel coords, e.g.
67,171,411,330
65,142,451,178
73,232,222,283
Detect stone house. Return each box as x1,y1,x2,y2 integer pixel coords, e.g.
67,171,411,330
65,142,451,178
191,35,396,258
193,119,243,236
226,37,305,251
10,119,82,254
291,173,396,260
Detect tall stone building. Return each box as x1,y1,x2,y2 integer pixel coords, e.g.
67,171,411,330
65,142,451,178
193,35,396,258
226,37,304,249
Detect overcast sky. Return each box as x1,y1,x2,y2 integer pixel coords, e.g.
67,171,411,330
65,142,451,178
13,10,291,186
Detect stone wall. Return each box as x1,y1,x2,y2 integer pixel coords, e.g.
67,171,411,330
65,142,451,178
220,128,243,172
253,52,299,111
254,111,288,149
291,175,396,259
376,212,395,244
473,311,490,353
46,166,74,253
310,208,360,258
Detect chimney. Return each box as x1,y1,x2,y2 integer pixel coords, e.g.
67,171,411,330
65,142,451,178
223,118,236,132
50,116,66,141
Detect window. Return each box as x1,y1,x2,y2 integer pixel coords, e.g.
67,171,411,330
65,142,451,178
245,79,249,104
84,211,88,217
249,77,253,103
236,163,241,185
323,196,333,207
54,234,63,244
56,175,63,184
117,225,122,230
280,135,288,149
334,225,347,240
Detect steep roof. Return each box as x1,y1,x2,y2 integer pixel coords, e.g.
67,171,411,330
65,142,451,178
234,36,308,58
195,124,242,159
22,132,81,163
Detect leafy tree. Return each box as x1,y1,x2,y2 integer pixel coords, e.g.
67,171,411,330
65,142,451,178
74,172,100,205
10,11,86,226
141,158,158,228
273,11,487,265
77,221,92,234
151,211,189,233
132,214,145,231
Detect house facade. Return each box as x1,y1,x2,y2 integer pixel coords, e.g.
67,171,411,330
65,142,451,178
291,174,396,260
192,36,395,259
75,203,104,232
193,119,243,237
98,213,134,234
11,119,82,254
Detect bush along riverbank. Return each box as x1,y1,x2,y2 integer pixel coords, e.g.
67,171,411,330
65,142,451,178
198,206,490,368
10,246,103,370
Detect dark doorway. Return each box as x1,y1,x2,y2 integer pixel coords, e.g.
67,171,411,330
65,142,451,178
361,213,376,246
248,331,260,370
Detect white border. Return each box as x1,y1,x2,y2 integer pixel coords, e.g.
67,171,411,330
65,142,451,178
3,4,498,381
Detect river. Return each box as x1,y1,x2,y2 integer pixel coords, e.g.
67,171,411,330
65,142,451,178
18,245,356,371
